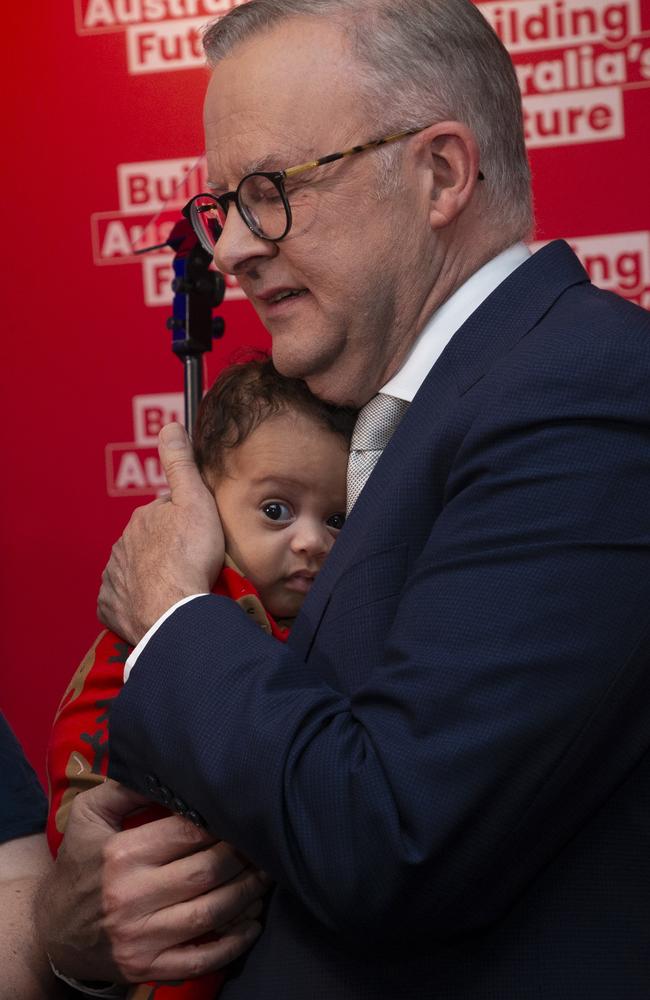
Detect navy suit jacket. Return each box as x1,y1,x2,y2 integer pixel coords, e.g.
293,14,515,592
109,242,650,997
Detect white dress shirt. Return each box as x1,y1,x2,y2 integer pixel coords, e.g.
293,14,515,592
125,242,531,680
381,241,530,403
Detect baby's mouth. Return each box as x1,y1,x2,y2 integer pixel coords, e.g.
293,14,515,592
284,570,316,593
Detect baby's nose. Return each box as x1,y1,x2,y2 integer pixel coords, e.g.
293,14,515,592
291,519,332,558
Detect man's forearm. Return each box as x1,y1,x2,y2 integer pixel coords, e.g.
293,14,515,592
0,834,67,999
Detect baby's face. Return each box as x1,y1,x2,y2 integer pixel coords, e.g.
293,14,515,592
213,409,348,619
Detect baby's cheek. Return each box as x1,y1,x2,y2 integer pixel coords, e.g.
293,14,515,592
324,535,336,556
244,542,278,592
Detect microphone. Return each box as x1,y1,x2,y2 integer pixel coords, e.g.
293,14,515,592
134,218,197,257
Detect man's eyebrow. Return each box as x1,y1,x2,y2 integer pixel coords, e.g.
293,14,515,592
206,151,306,190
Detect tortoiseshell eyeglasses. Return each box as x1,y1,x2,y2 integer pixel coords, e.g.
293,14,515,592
183,125,484,251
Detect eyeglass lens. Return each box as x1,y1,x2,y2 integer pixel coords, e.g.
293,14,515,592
189,195,226,254
189,174,289,251
238,174,288,241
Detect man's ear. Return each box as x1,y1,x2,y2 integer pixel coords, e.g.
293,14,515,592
414,121,482,230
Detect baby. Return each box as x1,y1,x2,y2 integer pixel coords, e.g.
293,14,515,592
47,357,355,999
194,354,351,627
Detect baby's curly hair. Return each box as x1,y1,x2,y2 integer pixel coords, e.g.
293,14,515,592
194,354,356,484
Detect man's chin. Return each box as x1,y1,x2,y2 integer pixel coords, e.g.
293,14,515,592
270,346,332,389
267,336,362,406
303,368,364,408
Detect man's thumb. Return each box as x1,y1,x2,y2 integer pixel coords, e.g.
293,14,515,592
158,422,204,500
75,778,153,830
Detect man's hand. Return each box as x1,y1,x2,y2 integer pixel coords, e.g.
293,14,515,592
98,422,224,645
38,780,270,984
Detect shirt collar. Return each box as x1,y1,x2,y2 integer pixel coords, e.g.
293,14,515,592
380,242,531,402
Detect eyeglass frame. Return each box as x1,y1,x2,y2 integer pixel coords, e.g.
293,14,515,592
182,125,485,250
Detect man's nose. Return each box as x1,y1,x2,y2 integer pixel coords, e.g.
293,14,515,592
212,207,277,274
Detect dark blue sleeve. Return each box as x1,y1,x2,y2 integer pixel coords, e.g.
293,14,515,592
0,712,47,844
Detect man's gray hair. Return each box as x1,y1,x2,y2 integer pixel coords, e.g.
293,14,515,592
203,0,533,240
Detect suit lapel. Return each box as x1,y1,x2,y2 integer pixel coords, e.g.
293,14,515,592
289,241,590,659
443,239,588,395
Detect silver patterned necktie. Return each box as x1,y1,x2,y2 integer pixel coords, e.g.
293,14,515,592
346,393,410,513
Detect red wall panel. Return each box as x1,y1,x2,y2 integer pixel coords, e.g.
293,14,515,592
2,0,649,783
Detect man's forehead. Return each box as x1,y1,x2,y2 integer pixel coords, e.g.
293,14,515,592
202,16,365,183
203,113,311,187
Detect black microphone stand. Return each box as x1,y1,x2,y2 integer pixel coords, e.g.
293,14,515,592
137,219,226,435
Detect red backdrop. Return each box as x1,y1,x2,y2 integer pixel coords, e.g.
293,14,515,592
3,0,649,785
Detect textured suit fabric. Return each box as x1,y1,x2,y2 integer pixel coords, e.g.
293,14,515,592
108,241,650,997
0,712,47,844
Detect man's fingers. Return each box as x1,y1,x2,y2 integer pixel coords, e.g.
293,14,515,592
97,419,225,639
165,866,270,939
70,780,155,831
106,866,269,964
97,541,133,636
158,422,208,504
155,838,253,895
43,795,265,985
103,835,251,915
225,898,265,926
106,812,218,868
120,920,263,983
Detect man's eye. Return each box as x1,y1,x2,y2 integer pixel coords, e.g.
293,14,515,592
283,179,303,197
326,512,346,530
262,502,293,522
244,175,282,204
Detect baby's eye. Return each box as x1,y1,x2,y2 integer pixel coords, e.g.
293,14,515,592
326,512,346,530
262,501,293,522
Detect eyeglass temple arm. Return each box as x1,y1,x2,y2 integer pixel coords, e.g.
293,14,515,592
282,129,421,180
283,129,484,181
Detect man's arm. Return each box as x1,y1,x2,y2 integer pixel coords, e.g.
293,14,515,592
37,781,269,985
0,832,68,998
104,306,650,942
0,712,64,997
98,422,224,647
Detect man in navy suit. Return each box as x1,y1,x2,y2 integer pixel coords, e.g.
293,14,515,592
41,0,650,996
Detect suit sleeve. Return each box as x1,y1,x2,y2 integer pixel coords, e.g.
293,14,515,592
108,300,650,944
0,714,47,844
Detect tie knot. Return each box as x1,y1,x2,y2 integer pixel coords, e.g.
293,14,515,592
351,393,409,452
